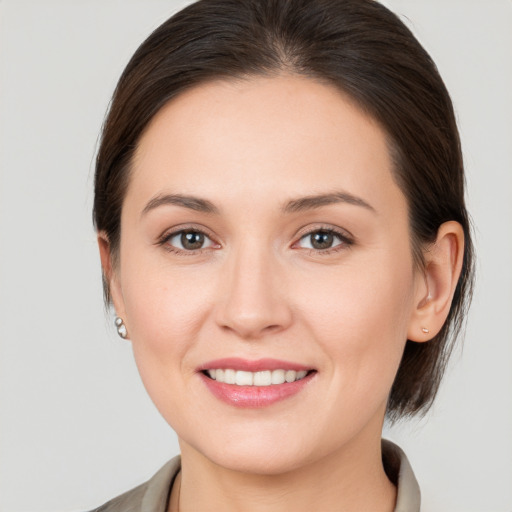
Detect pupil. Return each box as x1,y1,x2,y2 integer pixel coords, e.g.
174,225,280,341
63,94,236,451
181,231,204,250
311,231,333,249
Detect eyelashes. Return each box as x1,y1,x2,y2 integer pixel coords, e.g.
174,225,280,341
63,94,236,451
157,225,354,256
293,227,353,254
157,226,220,256
165,230,217,252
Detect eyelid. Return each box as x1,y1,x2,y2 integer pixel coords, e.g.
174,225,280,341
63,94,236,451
156,224,221,252
291,224,355,253
155,223,353,254
293,224,354,244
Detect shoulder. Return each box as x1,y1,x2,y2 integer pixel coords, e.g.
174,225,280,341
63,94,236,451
89,481,147,512
382,439,421,512
88,456,181,512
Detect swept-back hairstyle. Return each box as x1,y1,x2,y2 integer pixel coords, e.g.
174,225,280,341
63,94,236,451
94,0,474,420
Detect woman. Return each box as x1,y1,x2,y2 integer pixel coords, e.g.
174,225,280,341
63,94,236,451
92,0,473,510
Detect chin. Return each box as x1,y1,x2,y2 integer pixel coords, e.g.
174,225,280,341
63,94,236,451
183,428,318,476
213,447,311,476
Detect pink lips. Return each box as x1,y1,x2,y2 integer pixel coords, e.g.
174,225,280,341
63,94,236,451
198,358,315,408
198,357,311,373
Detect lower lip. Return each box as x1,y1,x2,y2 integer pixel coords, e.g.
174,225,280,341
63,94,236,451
200,372,315,408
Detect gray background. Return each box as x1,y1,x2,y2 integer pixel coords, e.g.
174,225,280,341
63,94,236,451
0,1,511,510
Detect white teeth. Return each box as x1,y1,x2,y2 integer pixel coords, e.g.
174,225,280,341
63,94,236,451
271,369,285,385
285,370,297,383
224,369,236,384
254,371,272,386
235,370,253,386
206,368,310,386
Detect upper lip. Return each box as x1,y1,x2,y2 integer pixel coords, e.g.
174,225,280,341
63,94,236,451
197,358,313,373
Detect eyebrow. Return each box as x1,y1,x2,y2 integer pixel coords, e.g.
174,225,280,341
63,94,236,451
141,193,220,216
283,191,376,214
141,190,375,217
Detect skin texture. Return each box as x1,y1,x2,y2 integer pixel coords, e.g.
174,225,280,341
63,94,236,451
99,75,464,512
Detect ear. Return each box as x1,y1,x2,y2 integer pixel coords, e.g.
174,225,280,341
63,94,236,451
97,232,127,321
408,221,465,342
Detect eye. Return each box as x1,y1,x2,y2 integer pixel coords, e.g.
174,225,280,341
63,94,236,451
165,230,216,251
296,229,349,251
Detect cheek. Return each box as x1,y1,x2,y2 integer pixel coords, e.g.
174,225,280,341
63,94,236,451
302,254,412,326
296,254,415,390
119,253,216,372
119,262,217,423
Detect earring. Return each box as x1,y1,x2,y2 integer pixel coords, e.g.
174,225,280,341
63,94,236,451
115,316,128,339
421,327,430,334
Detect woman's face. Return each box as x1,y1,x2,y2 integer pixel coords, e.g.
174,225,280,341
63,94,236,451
108,75,424,474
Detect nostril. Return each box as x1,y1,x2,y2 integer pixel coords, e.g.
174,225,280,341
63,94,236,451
263,324,283,333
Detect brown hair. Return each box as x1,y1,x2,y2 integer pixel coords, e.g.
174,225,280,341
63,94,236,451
94,0,474,420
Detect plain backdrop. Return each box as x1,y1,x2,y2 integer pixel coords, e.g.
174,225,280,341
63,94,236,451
0,1,511,511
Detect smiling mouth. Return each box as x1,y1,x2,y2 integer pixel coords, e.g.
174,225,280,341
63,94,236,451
202,369,313,386
199,360,317,407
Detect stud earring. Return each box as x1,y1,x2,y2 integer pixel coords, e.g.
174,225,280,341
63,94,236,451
115,316,128,339
421,327,430,334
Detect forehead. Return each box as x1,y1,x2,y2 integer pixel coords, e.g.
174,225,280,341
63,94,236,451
129,74,404,216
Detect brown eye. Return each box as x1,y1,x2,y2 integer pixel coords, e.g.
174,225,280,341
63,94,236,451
166,230,215,251
296,229,348,251
181,231,205,250
310,231,335,249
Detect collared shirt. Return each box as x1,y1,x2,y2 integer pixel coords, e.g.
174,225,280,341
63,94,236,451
91,439,420,512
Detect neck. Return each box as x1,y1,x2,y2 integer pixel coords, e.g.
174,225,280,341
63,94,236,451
171,431,396,512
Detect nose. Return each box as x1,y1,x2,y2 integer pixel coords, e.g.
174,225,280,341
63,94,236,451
214,244,293,340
